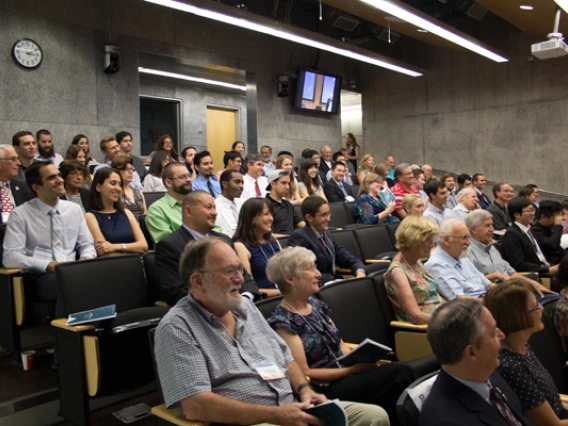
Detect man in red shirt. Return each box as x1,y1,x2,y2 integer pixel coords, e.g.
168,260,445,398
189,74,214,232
391,163,418,220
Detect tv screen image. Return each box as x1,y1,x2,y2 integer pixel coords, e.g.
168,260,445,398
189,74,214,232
295,69,342,114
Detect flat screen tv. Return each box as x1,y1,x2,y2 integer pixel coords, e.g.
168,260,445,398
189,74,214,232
295,69,342,114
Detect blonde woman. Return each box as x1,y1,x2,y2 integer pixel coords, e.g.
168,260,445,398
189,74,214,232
402,194,425,217
357,154,374,185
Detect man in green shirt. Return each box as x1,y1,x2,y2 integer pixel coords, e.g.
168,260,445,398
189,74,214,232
146,162,192,243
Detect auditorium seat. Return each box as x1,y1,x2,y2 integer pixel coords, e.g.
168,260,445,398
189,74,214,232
139,214,155,250
52,256,168,426
255,295,284,319
328,202,350,229
396,370,439,426
385,222,400,247
353,225,397,261
343,202,356,224
144,191,165,208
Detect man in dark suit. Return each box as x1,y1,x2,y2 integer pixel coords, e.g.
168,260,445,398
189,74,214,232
287,195,366,285
323,162,354,203
154,190,259,305
420,299,535,426
530,200,567,266
0,145,32,224
502,197,559,276
116,131,146,182
319,145,332,178
472,173,491,210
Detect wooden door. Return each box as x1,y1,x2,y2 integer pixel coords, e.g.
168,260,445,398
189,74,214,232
206,107,238,173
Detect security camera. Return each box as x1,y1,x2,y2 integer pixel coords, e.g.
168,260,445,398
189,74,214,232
277,75,290,98
103,44,120,74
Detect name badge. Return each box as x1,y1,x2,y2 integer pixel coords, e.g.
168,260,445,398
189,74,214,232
33,247,53,261
253,362,285,380
345,195,355,202
1,212,10,224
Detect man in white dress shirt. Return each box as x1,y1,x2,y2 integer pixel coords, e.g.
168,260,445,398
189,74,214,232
3,161,96,313
241,153,268,201
215,170,244,238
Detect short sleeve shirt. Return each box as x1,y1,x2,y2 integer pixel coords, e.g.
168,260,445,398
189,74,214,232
391,182,419,216
155,295,295,409
497,345,564,416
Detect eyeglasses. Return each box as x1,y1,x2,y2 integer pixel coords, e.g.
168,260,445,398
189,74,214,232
0,157,20,163
68,170,83,177
528,302,542,313
201,264,244,282
170,174,191,181
424,238,437,246
448,234,470,241
316,212,332,219
522,208,536,214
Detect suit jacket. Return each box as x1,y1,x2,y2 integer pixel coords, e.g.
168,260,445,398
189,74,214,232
530,223,566,265
0,179,33,224
323,179,353,203
319,161,330,178
318,168,328,185
131,155,147,180
476,190,492,210
287,225,365,285
155,226,259,305
60,187,90,212
420,369,535,426
501,223,549,274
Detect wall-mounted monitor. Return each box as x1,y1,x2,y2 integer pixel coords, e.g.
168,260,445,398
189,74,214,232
295,69,342,115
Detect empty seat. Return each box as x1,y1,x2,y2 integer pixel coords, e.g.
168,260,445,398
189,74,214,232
330,229,363,263
144,191,165,208
328,202,350,229
386,222,400,246
343,202,356,224
354,225,397,261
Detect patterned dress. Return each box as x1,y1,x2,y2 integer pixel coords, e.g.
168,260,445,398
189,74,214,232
268,297,342,368
384,260,442,322
354,194,399,225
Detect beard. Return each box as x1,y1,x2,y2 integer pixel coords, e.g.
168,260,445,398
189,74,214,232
38,145,54,158
173,181,192,196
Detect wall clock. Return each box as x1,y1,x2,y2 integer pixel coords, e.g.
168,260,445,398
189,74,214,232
12,39,43,69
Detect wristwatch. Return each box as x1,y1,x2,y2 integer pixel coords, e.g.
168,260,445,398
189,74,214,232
296,383,312,394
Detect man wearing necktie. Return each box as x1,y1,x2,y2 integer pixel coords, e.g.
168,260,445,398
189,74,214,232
502,197,560,276
420,299,536,426
323,162,353,203
190,150,221,198
473,173,492,210
241,153,268,202
425,219,496,301
0,145,32,224
3,161,96,315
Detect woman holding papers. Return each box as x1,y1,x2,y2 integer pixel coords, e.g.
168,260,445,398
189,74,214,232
354,173,399,225
266,247,414,424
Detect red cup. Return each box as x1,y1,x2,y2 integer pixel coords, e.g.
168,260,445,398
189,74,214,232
21,350,35,371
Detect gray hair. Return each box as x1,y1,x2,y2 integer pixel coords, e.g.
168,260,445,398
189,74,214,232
0,144,12,159
245,153,262,165
394,163,411,178
464,209,493,230
456,187,476,202
438,218,465,241
179,236,227,289
266,247,316,294
427,299,486,365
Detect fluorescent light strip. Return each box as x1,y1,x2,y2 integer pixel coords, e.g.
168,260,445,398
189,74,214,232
138,67,247,91
360,0,508,63
519,5,534,11
555,0,568,14
144,0,422,77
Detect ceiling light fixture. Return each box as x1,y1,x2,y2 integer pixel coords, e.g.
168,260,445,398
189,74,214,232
138,67,247,91
555,0,568,14
360,0,508,63
144,0,423,77
519,5,534,11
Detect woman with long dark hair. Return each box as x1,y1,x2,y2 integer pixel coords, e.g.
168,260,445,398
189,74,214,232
143,151,170,192
297,159,326,202
148,135,179,161
233,198,282,297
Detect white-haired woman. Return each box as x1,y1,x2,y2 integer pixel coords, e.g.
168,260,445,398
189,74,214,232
266,247,415,423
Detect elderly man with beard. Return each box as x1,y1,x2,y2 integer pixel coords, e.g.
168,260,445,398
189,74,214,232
425,219,496,301
35,129,63,167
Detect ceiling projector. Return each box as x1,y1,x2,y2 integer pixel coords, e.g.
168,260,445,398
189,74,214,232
531,28,568,60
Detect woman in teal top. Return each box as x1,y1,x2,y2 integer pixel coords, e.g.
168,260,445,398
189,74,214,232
354,173,398,225
384,215,443,324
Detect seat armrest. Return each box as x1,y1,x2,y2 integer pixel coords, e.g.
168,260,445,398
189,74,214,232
51,318,96,332
365,259,391,264
155,301,169,307
151,404,209,426
344,342,357,349
391,320,428,331
335,267,352,274
0,268,24,275
560,394,568,410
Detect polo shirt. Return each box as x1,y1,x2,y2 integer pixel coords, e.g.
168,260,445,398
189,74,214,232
391,182,418,217
155,295,295,409
425,247,490,300
467,238,516,276
145,193,183,243
266,195,302,235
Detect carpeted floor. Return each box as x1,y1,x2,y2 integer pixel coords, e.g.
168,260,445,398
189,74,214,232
0,348,58,403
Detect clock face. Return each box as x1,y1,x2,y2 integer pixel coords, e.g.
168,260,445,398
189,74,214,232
12,39,43,69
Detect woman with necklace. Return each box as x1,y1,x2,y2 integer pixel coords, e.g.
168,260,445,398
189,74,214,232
354,173,398,225
266,247,414,425
485,279,568,425
233,198,282,297
85,168,148,257
384,215,443,324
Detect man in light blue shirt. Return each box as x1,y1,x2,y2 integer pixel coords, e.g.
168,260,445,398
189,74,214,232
260,145,275,177
190,150,221,198
425,219,493,300
3,161,96,312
